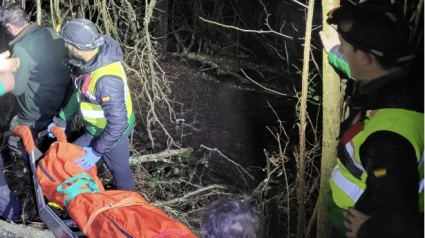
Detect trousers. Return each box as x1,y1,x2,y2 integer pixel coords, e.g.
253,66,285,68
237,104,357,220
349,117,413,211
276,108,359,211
0,154,20,221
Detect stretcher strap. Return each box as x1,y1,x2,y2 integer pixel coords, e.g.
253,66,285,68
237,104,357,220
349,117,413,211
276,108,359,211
56,173,101,207
83,197,146,234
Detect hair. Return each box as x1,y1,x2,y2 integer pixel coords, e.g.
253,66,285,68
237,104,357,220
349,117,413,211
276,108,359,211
337,3,413,70
351,45,412,70
201,197,262,238
0,3,30,28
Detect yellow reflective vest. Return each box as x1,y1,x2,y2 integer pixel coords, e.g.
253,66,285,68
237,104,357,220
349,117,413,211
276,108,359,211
329,109,424,212
60,61,135,136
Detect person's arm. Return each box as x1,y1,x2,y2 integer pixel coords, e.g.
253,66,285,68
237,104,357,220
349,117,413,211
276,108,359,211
10,46,32,96
91,76,128,156
355,131,422,238
58,89,79,122
0,51,20,73
0,72,15,96
328,45,352,79
319,31,352,79
0,50,20,96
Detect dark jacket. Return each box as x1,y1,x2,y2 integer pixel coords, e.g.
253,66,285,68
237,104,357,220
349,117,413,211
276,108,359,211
10,23,71,123
331,46,424,237
65,36,131,156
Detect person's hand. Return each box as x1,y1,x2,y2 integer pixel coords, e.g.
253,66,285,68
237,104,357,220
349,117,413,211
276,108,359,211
47,122,65,138
343,207,371,238
319,31,340,53
74,147,101,170
0,51,20,73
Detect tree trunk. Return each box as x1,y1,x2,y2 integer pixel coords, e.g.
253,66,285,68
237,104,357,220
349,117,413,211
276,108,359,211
297,0,315,237
316,0,341,237
154,0,169,53
36,0,42,25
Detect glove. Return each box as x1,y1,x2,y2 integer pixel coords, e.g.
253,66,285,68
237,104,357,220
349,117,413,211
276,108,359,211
47,122,65,138
74,147,101,170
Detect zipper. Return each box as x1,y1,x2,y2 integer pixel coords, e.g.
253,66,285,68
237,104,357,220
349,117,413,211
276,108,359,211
105,216,133,238
39,163,56,182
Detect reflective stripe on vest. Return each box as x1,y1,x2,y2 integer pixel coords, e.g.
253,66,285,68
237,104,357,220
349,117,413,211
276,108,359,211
331,165,364,202
80,109,105,119
330,109,424,210
77,61,134,133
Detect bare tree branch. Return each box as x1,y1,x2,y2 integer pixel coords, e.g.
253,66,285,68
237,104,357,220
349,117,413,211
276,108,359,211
199,17,293,39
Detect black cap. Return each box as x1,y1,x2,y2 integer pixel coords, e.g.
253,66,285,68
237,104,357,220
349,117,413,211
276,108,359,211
326,1,415,63
60,18,104,51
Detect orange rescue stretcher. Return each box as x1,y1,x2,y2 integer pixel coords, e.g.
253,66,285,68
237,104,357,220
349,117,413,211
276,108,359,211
12,125,197,238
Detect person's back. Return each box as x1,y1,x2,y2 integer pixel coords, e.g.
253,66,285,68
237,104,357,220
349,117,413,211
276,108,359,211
0,3,71,161
10,22,70,122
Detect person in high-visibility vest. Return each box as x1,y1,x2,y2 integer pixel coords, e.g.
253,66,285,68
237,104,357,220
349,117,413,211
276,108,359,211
319,1,423,237
48,18,136,191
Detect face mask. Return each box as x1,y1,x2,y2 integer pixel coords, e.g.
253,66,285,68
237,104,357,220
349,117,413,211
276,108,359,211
68,58,84,68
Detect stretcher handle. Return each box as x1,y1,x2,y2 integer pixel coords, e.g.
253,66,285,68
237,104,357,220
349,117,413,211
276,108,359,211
12,125,35,152
50,125,67,143
11,125,67,152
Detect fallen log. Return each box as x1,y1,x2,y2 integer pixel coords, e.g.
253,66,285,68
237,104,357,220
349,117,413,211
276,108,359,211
129,147,193,164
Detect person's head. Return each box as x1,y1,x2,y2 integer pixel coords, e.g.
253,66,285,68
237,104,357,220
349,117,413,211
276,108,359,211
60,18,104,62
201,197,262,238
326,1,414,81
0,3,31,37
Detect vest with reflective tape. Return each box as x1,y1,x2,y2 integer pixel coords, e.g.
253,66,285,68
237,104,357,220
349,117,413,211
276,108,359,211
76,61,135,136
329,109,424,211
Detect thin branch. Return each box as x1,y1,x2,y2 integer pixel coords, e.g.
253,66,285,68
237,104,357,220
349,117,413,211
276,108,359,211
199,17,293,39
200,145,256,181
240,69,295,97
153,185,227,207
292,0,309,9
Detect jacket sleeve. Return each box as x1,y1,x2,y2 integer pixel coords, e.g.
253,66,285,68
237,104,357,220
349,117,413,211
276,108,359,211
328,45,352,80
59,89,79,122
92,76,128,156
355,131,422,238
11,46,33,96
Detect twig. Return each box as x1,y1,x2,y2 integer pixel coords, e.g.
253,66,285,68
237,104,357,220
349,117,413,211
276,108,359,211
292,0,309,8
199,17,293,39
200,145,256,181
297,0,316,235
305,201,318,238
153,184,227,207
267,102,292,238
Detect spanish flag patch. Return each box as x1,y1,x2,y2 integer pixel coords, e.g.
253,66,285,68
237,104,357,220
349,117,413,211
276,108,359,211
102,96,111,102
374,168,387,178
